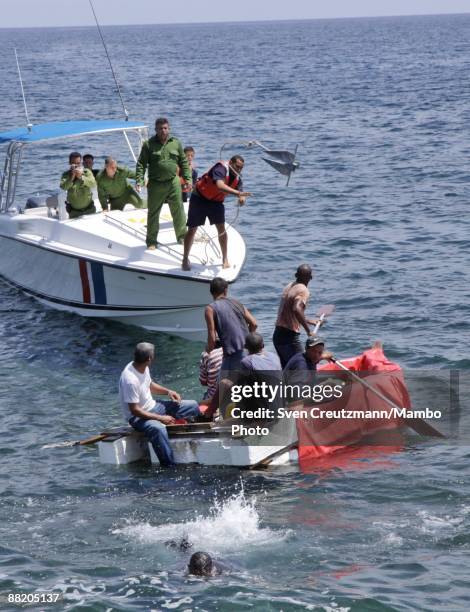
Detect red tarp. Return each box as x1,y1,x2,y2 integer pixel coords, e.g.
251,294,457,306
296,345,409,470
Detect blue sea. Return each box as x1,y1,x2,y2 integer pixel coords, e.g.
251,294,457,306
1,13,470,611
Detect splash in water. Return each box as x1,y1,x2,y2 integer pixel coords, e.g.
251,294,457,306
113,487,289,554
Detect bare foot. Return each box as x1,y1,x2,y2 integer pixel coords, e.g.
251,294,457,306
182,258,191,271
222,259,230,269
147,245,156,251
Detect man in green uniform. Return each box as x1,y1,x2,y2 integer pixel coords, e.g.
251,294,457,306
60,152,96,219
83,154,99,178
96,157,145,211
136,117,191,249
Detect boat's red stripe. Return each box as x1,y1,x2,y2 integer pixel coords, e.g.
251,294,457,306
79,260,91,303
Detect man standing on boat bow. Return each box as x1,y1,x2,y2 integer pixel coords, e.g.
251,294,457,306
136,118,191,249
182,155,252,271
60,152,97,219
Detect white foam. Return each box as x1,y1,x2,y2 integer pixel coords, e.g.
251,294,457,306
384,532,404,546
161,596,193,609
417,510,463,534
113,489,290,554
233,592,349,612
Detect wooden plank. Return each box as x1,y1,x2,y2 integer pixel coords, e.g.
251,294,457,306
247,442,298,470
166,422,213,432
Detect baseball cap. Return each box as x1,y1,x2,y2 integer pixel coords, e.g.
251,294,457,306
305,336,325,349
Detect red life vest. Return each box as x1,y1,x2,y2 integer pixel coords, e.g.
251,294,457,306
195,161,240,203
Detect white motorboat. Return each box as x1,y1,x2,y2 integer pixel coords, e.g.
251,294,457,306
0,120,246,340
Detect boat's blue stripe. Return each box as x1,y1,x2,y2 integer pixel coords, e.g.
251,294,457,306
90,262,107,305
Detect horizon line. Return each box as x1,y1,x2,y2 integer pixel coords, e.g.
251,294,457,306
1,11,470,30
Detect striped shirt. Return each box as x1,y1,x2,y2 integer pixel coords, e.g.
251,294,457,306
199,347,224,399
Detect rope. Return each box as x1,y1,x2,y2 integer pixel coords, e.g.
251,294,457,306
218,201,241,240
194,202,242,263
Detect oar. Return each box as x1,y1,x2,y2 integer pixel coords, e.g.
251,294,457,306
330,357,445,438
313,304,335,335
41,433,112,449
40,428,134,449
42,421,215,449
248,442,298,470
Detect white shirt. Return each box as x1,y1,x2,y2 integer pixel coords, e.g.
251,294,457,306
119,362,156,421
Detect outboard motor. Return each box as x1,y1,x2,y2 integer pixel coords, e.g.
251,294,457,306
25,195,45,209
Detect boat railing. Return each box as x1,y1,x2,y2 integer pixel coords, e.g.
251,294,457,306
103,212,210,266
0,141,24,213
102,212,145,240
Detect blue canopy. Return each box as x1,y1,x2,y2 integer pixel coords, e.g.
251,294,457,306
0,120,147,144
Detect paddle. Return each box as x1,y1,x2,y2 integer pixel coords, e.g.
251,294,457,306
248,442,298,470
43,422,215,449
330,357,445,439
41,425,137,449
41,433,112,449
312,304,335,335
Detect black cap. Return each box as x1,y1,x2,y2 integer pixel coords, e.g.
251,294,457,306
305,336,325,349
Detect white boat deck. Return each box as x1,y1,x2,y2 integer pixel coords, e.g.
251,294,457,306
3,202,245,282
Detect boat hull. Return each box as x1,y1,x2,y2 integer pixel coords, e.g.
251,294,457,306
0,234,213,340
0,205,246,340
0,235,211,339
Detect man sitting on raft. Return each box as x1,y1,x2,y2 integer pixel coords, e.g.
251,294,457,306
119,342,201,467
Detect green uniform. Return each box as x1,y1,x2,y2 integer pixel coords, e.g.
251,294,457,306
60,168,96,219
96,166,144,211
136,135,191,247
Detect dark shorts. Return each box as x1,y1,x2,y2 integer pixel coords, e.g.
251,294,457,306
273,326,303,369
187,192,225,228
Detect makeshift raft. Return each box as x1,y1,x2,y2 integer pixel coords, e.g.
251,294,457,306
91,346,443,469
98,420,299,468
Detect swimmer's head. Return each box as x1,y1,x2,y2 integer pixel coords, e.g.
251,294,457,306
188,551,213,576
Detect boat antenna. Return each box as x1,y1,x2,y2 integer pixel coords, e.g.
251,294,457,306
88,0,129,121
14,48,33,132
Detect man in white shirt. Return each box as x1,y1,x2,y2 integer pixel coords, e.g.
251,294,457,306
119,342,201,466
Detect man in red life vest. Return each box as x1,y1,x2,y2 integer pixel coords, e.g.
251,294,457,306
182,155,252,271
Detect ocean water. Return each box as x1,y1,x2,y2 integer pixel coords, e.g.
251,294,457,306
0,13,470,611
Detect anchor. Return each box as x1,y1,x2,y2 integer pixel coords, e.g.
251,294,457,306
220,140,300,186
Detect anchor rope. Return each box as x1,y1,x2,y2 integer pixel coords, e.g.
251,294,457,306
194,202,241,264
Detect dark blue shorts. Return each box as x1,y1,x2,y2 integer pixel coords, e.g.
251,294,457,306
187,193,225,227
